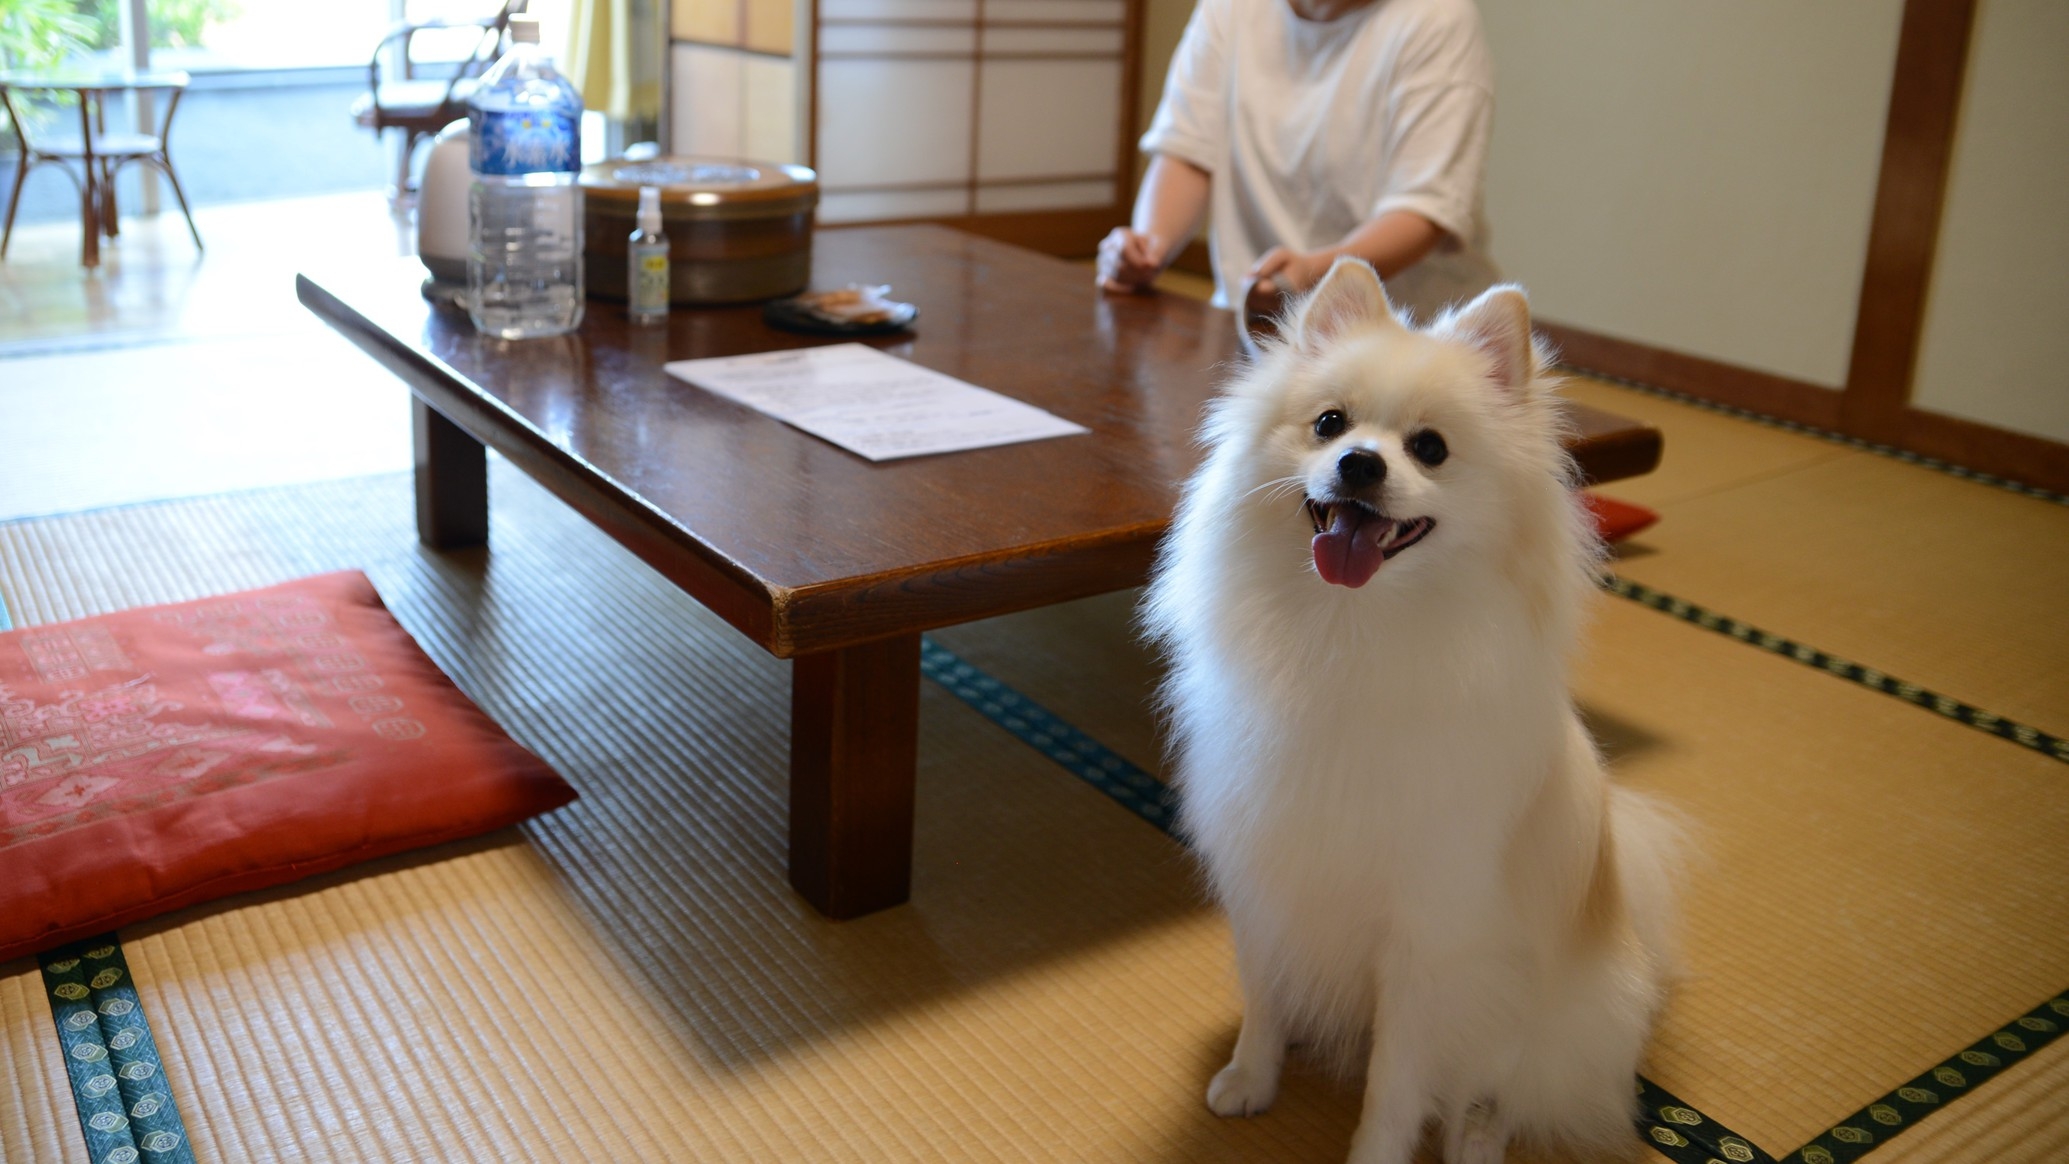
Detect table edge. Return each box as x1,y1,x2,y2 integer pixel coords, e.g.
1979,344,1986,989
296,270,1172,656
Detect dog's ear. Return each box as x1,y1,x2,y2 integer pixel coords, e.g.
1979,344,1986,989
1451,284,1534,394
1293,258,1400,352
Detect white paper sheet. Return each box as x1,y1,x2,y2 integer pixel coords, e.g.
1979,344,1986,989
663,343,1088,462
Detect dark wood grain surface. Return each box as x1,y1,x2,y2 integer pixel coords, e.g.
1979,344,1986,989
1840,0,1975,443
301,224,1658,659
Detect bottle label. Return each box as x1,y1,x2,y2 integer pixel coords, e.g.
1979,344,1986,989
631,245,670,312
471,109,580,176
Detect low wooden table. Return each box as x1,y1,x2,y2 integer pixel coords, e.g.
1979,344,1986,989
299,225,1660,918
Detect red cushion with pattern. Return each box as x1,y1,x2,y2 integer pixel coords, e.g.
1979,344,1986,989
1582,492,1660,543
0,571,575,964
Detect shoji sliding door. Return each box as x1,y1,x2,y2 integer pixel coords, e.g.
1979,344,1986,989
811,0,1141,252
670,0,806,164
670,0,1142,254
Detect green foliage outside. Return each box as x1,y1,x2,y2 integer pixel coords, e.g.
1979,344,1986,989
0,0,241,67
0,0,238,145
0,0,96,71
151,0,243,48
72,0,244,52
0,0,93,144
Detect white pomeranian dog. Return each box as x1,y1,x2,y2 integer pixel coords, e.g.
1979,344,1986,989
1141,259,1682,1164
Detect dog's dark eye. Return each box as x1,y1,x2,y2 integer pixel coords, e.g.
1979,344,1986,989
1407,429,1448,467
1313,409,1347,440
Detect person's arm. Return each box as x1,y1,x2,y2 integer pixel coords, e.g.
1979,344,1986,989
1244,210,1442,310
1097,154,1212,293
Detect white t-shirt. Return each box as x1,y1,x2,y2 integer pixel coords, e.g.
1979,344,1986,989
1140,0,1500,318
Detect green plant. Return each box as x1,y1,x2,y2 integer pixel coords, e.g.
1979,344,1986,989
0,0,237,146
0,0,95,70
0,0,94,146
142,0,242,49
68,0,242,52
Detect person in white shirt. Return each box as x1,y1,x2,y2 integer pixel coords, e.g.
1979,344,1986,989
1097,0,1500,322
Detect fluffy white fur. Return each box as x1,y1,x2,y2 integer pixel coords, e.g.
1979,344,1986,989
1141,260,1682,1163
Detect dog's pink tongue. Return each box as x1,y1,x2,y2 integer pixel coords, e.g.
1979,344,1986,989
1312,505,1388,588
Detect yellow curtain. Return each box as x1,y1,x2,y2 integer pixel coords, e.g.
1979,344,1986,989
563,0,618,119
564,0,660,124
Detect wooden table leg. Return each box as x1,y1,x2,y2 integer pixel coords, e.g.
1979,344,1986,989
76,96,98,269
413,397,488,548
789,634,921,919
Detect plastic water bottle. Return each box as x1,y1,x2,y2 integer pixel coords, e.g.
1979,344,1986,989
466,14,584,339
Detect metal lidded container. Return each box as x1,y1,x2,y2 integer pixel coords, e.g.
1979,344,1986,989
579,156,818,305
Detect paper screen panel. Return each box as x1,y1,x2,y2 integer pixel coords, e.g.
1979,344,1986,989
976,60,1123,180
817,59,976,187
671,43,745,156
819,188,974,223
742,56,798,163
744,0,794,54
671,0,739,45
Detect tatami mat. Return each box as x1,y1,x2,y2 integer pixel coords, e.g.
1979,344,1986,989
1564,377,2069,737
937,581,2069,1138
1870,1037,2069,1164
1578,596,2069,1152
936,578,2069,1159
3,457,2064,1162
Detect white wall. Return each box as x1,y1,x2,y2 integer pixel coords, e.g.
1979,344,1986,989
1910,0,2069,445
1475,1,1902,389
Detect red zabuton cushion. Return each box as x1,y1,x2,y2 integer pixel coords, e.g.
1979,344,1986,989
0,571,575,964
1582,492,1660,543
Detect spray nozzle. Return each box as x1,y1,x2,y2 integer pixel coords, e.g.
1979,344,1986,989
636,186,663,236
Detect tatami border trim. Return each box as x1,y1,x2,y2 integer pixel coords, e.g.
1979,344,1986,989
919,638,1177,829
38,937,196,1164
1636,1075,1777,1163
1601,576,2069,766
1791,990,2068,1163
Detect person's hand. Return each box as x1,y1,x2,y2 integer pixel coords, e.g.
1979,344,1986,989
1097,228,1166,293
1244,247,1331,315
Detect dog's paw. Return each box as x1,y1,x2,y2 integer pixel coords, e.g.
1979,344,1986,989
1205,1062,1279,1118
1442,1101,1506,1164
1444,1130,1504,1164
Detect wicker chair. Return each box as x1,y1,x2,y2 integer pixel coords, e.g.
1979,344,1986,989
0,72,199,267
350,0,527,194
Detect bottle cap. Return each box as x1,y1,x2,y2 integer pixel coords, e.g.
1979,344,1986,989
637,186,663,235
508,14,541,43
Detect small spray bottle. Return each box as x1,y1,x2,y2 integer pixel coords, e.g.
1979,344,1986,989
628,186,670,324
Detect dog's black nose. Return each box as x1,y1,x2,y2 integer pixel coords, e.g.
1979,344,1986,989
1337,448,1385,489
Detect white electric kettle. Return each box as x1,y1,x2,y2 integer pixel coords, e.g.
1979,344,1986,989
417,119,473,288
